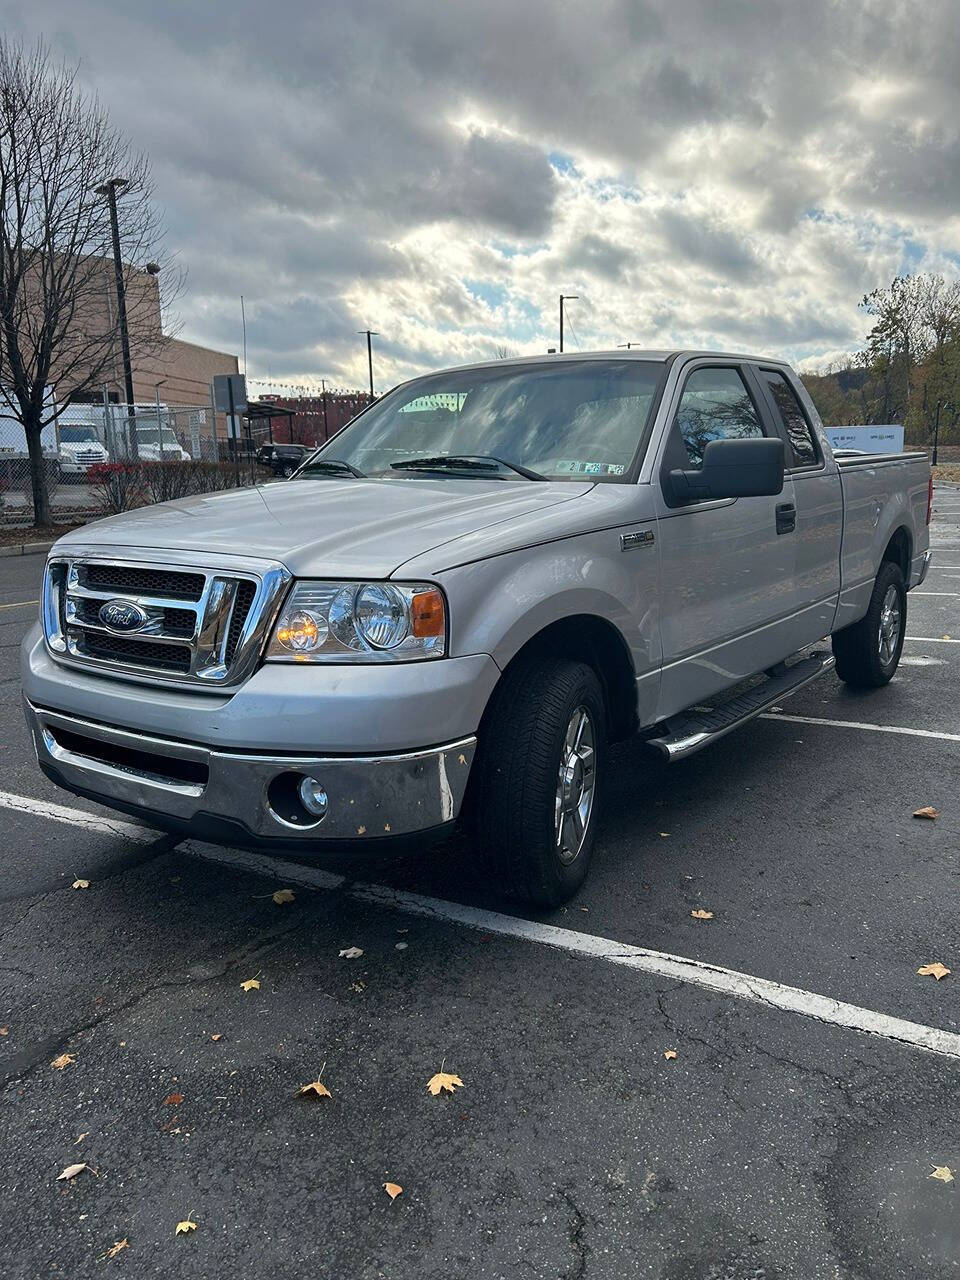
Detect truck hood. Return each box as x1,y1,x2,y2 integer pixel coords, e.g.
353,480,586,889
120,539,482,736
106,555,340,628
57,477,593,578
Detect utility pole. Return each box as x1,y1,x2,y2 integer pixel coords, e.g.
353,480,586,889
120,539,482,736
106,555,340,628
559,295,578,353
359,329,379,398
95,177,138,460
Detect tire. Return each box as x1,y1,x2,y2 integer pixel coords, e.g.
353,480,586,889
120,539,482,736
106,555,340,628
280,464,295,478
832,561,906,688
473,658,607,908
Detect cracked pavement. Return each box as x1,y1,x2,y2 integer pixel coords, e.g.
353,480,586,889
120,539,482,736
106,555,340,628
1,486,959,1278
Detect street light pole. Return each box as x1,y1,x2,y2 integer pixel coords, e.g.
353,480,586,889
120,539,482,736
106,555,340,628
559,295,578,353
154,379,167,463
95,177,138,460
359,330,379,398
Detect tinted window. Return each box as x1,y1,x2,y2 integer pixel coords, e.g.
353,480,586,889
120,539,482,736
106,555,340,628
674,367,764,468
299,360,663,482
760,370,819,467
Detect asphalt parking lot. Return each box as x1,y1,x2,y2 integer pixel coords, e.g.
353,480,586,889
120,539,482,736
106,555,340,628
1,486,958,1279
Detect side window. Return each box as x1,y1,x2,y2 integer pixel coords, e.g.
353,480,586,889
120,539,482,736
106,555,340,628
673,367,765,468
760,370,819,467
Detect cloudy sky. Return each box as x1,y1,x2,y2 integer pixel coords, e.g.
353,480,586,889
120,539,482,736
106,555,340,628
4,0,959,394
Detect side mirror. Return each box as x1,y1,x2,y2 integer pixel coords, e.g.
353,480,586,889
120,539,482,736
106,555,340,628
669,436,785,503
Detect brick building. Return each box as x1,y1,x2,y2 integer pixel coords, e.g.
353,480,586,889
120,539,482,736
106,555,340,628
255,391,374,445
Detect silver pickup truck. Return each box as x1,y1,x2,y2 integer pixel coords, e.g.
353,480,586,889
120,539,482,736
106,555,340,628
22,351,932,905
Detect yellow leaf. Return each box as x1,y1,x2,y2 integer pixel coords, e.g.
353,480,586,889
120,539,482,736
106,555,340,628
298,1080,332,1099
383,1182,403,1200
57,1162,95,1181
272,888,295,904
175,1219,197,1236
50,1053,76,1069
106,1239,129,1259
663,1049,678,1060
240,978,260,992
690,909,714,920
72,878,90,890
913,806,941,820
930,1165,954,1183
427,1070,464,1096
917,962,951,981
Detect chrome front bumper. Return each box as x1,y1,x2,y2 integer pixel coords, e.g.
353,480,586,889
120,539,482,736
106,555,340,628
25,701,475,842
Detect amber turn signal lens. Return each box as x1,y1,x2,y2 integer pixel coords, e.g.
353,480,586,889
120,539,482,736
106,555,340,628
411,588,445,638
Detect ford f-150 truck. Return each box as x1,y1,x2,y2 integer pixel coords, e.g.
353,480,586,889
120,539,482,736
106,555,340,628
22,351,932,906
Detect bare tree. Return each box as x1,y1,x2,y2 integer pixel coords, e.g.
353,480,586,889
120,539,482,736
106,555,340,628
0,39,174,524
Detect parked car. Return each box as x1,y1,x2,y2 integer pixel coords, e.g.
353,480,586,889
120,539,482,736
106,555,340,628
56,425,109,478
256,442,313,477
24,351,931,907
134,425,191,462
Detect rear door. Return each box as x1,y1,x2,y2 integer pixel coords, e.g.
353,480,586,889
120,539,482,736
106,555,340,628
652,359,797,718
749,365,842,643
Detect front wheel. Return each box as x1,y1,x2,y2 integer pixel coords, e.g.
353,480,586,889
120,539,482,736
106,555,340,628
473,658,607,908
832,561,906,688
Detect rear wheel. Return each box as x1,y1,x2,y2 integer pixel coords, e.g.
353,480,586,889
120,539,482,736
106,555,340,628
473,658,607,908
832,561,906,688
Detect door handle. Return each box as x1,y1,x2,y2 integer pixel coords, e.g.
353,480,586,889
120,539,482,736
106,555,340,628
775,502,796,534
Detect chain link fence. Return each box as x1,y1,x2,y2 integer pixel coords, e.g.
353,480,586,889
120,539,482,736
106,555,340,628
1,392,276,529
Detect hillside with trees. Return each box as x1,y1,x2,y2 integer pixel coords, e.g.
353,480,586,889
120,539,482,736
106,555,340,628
801,274,960,449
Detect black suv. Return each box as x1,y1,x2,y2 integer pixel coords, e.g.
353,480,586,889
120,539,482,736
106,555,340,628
256,443,313,477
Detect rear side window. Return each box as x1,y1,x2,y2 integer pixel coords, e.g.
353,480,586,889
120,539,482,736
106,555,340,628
673,367,765,468
760,370,819,467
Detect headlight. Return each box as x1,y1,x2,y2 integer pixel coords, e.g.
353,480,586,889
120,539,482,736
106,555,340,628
266,581,446,663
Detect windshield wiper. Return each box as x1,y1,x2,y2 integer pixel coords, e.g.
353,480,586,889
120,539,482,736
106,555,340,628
298,458,366,478
388,454,545,480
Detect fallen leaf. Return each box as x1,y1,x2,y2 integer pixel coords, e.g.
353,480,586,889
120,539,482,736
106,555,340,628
163,1093,184,1106
339,946,364,959
240,978,260,992
106,1239,129,1259
210,1034,222,1042
74,1132,89,1145
395,942,408,951
930,1165,954,1183
663,1049,678,1060
72,878,90,890
175,1219,197,1236
913,807,941,820
690,909,714,921
918,962,951,981
272,888,295,904
383,1182,403,1200
357,825,367,835
0,1027,7,1036
51,1053,76,1069
298,1079,332,1099
57,1162,96,1181
427,1070,464,1096
659,832,671,838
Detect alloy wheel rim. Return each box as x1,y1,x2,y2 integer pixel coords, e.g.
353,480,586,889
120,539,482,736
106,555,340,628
555,706,596,866
878,583,901,666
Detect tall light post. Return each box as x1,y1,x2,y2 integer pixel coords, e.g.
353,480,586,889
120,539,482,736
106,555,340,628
95,177,138,460
359,329,378,398
933,399,953,467
559,294,578,353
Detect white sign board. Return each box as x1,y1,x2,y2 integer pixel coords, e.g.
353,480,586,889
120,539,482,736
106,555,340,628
825,425,904,454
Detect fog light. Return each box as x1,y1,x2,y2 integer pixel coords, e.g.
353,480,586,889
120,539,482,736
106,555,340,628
298,776,328,818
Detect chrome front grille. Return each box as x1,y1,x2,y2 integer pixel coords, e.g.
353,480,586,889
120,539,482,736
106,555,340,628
42,553,291,688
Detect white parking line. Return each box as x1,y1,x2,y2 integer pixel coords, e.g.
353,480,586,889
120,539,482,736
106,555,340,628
0,789,159,843
0,790,959,1060
912,591,960,597
904,635,960,643
760,713,960,742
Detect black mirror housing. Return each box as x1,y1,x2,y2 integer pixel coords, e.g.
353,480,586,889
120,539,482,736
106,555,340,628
669,437,785,503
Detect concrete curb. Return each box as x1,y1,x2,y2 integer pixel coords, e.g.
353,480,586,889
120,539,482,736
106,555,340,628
0,539,54,559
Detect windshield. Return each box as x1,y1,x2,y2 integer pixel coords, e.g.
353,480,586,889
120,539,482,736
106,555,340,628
297,359,663,481
135,428,180,447
59,427,98,443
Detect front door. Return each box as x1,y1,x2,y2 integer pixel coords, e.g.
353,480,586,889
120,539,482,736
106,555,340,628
652,360,798,719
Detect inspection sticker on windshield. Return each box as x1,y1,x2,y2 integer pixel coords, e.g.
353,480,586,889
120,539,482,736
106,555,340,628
554,461,626,475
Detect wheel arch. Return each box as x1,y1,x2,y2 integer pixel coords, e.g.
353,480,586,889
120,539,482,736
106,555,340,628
882,525,912,581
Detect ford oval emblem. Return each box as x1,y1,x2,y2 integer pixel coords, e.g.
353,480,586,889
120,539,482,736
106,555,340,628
98,598,149,633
